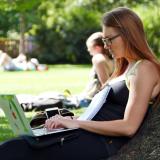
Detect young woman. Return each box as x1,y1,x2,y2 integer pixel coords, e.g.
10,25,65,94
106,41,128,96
79,32,114,107
0,7,160,160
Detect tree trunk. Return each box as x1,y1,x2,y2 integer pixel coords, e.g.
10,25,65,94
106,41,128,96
19,13,25,55
108,104,160,160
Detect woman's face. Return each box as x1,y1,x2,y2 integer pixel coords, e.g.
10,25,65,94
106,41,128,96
102,26,125,59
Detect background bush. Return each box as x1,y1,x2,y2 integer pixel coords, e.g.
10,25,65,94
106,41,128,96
0,0,159,63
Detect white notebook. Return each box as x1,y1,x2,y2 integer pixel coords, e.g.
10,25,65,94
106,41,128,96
78,85,111,120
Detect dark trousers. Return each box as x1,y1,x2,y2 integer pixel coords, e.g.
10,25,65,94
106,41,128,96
0,130,109,160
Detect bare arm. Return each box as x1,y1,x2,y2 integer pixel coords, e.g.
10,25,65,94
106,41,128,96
45,61,160,137
76,61,159,137
92,54,110,85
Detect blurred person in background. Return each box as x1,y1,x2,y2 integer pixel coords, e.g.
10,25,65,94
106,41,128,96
0,50,48,71
78,31,114,107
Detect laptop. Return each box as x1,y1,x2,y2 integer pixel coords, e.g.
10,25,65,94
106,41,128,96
0,94,77,137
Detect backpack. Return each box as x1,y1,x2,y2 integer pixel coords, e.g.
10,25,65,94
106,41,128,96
21,98,63,112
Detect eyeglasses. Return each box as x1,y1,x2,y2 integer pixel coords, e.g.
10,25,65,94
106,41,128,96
102,34,121,46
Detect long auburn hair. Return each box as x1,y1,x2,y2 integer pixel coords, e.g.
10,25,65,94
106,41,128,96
102,7,160,107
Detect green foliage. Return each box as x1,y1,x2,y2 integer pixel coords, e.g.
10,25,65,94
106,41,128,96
0,0,160,62
0,9,18,36
0,0,43,37
136,5,160,57
34,2,101,64
0,0,43,12
32,0,160,63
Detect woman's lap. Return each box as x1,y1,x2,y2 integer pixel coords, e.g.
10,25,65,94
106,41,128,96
0,130,109,160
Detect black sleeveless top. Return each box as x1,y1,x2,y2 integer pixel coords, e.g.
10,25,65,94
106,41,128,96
93,60,143,121
93,80,129,121
92,80,130,155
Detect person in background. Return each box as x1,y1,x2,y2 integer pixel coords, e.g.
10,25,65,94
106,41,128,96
0,7,160,160
0,50,19,71
0,50,48,71
78,32,114,107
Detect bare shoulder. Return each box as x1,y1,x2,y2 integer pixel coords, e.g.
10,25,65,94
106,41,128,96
130,60,160,85
138,60,159,76
128,60,160,99
92,53,107,64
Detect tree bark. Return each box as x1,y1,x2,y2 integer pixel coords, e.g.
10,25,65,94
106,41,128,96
19,13,25,55
108,104,160,160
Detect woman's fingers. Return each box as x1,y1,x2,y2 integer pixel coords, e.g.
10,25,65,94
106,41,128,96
45,115,64,130
45,114,79,130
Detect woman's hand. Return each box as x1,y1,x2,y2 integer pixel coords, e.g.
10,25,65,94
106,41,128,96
44,114,79,131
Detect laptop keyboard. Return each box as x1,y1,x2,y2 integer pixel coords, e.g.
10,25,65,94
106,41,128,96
32,127,77,136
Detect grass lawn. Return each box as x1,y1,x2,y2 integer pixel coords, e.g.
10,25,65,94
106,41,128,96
0,64,91,142
0,64,91,94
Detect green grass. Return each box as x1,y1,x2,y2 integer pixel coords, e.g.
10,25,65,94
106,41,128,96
0,117,15,141
0,64,91,94
0,112,33,142
0,64,91,142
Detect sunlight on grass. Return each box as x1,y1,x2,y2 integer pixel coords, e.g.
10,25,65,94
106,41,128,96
0,64,91,94
0,117,15,141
